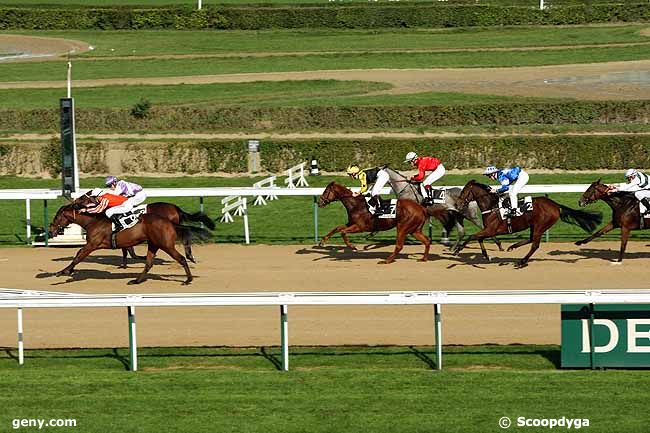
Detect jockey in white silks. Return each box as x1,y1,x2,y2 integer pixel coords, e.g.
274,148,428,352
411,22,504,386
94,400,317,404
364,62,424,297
609,168,650,210
483,165,530,216
103,176,147,223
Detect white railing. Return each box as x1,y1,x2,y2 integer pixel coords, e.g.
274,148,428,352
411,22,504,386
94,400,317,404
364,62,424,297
2,288,650,372
0,184,592,245
283,163,309,188
253,176,278,206
220,196,250,244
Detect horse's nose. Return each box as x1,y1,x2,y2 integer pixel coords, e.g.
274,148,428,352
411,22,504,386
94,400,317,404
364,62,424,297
578,199,586,207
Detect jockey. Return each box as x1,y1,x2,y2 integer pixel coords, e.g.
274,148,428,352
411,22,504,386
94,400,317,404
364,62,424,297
483,165,530,216
103,176,147,229
610,168,650,210
79,189,130,231
346,165,390,213
404,151,445,206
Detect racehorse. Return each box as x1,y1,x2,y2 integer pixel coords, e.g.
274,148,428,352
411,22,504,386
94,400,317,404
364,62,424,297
317,182,449,263
73,192,215,267
576,179,650,262
48,201,208,284
383,167,503,252
452,180,602,267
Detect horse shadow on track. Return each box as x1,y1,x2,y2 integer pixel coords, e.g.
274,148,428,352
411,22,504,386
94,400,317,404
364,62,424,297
35,269,195,285
297,244,443,263
549,247,650,263
50,254,169,267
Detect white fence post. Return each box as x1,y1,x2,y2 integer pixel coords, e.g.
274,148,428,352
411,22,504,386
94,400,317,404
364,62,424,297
221,196,250,243
128,306,137,372
17,308,24,365
280,305,289,371
284,163,309,189
243,198,250,245
253,176,278,206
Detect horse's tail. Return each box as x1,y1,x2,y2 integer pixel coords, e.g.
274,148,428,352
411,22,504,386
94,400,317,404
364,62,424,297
558,204,602,233
178,208,216,230
174,224,213,244
426,206,457,231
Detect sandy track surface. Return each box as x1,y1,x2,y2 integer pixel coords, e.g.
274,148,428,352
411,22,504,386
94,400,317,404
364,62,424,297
0,35,90,61
0,242,648,349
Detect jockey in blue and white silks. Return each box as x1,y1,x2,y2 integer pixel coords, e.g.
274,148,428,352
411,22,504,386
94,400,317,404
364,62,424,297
610,168,650,209
483,165,530,214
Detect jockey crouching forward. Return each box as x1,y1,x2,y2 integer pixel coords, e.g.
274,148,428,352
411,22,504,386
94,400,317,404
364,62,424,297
483,165,529,217
346,165,391,215
404,151,445,206
609,168,650,212
103,176,147,231
79,188,130,231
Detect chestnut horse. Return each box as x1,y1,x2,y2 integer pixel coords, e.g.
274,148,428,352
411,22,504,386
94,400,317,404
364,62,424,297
452,180,602,267
74,192,214,267
576,179,650,262
48,202,206,284
317,182,447,263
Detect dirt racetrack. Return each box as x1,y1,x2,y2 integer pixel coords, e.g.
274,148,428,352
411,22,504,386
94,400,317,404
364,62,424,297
1,241,649,350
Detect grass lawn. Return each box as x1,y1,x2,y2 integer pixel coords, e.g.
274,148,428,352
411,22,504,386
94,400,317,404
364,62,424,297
0,344,648,433
3,45,650,82
0,173,646,246
15,26,649,58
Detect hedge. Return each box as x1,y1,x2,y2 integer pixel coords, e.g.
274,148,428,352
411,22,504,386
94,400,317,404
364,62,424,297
1,3,649,30
2,136,649,176
2,101,649,132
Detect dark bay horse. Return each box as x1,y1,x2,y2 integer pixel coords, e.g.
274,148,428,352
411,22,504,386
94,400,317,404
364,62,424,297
75,192,214,267
48,203,207,284
576,179,650,262
452,180,602,267
317,182,448,263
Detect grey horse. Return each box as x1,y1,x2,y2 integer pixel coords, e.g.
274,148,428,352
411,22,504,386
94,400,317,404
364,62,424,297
382,167,503,251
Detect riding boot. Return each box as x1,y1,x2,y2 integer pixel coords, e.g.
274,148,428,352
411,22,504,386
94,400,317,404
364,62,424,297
110,215,124,233
369,196,382,215
641,198,650,215
422,186,433,206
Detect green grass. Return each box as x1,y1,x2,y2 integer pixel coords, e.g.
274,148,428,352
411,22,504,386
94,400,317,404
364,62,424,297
1,345,649,433
0,84,562,109
16,26,650,57
4,45,650,82
1,173,647,246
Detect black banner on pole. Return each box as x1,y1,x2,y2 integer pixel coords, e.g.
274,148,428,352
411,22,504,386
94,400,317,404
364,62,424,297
60,98,75,197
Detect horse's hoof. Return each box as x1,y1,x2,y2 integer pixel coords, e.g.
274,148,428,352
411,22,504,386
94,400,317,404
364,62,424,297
574,241,583,246
119,265,128,269
418,258,428,263
55,270,71,277
127,279,142,285
378,260,393,265
514,261,528,269
182,279,193,285
507,247,515,253
610,261,623,266
188,257,196,264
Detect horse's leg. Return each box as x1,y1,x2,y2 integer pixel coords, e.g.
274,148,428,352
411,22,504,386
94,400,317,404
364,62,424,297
56,244,97,276
617,226,631,263
465,206,502,251
452,227,495,256
516,227,545,268
451,220,464,252
411,230,431,262
477,240,490,262
319,224,348,247
338,225,364,250
162,244,193,285
492,237,504,251
127,247,145,260
184,238,196,264
508,229,533,252
575,222,614,246
130,244,159,285
121,248,129,269
380,225,408,264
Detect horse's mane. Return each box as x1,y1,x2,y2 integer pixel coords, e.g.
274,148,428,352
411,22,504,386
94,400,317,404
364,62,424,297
469,180,492,192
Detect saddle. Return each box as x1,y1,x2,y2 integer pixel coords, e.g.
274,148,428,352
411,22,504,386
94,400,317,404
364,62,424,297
111,204,148,232
366,197,397,219
497,196,533,220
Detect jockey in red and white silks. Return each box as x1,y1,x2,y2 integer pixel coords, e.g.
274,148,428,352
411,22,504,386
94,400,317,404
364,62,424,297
404,151,446,205
103,176,147,219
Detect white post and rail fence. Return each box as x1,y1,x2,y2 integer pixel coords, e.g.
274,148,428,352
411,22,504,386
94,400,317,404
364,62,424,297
3,288,650,372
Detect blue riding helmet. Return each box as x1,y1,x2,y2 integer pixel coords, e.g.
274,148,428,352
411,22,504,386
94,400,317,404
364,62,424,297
105,176,118,186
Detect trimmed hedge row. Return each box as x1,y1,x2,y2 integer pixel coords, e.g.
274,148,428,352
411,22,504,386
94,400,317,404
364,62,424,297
2,101,649,132
1,3,649,30
3,136,649,176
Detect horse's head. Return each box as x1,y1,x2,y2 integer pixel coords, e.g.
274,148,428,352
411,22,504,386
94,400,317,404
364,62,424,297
458,180,495,212
579,179,607,207
73,191,98,208
318,182,352,208
48,204,77,238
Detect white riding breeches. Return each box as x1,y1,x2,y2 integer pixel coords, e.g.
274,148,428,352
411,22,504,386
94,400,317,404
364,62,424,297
509,170,529,208
370,169,391,197
420,164,446,197
105,191,147,218
634,189,650,201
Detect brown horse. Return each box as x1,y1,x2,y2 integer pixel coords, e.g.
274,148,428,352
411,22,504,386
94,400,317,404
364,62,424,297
48,202,206,284
317,182,447,263
576,179,650,262
74,192,214,267
452,180,602,267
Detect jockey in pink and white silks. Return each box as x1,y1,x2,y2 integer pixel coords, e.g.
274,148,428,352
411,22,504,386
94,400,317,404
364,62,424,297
609,168,650,211
103,176,147,228
484,165,529,216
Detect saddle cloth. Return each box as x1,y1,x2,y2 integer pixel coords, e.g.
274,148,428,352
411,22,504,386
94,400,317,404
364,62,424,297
112,204,147,232
431,188,446,204
498,196,533,220
367,198,398,219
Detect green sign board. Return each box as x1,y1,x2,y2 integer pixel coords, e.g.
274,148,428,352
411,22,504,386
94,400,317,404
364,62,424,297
60,97,76,197
561,304,650,368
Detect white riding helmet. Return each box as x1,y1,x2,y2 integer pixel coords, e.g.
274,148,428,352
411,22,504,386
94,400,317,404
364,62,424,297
483,166,498,175
404,151,418,163
625,168,638,178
